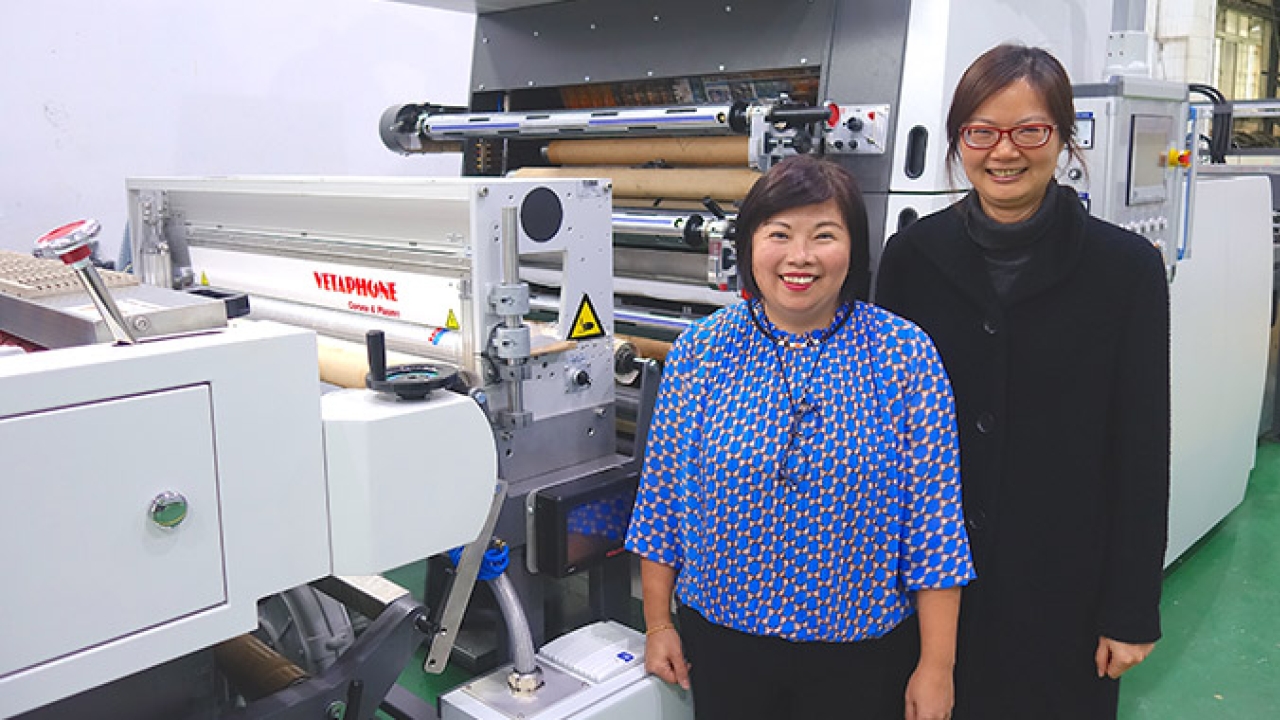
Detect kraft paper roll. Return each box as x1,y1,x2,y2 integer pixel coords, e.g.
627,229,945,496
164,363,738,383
511,167,760,202
545,137,750,167
316,335,434,390
613,338,640,385
617,333,671,363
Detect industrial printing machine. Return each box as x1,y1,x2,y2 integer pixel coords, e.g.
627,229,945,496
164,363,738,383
380,0,1271,567
375,5,1271,716
0,217,503,718
1,179,692,720
1,1,1274,719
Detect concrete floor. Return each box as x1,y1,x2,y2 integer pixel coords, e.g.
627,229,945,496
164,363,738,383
1118,440,1280,718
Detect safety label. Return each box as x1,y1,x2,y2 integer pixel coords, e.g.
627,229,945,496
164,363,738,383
568,295,605,340
446,309,460,330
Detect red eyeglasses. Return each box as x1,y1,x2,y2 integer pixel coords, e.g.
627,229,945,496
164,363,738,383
959,123,1056,150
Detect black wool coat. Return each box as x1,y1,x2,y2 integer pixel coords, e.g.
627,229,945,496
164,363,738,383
875,186,1170,720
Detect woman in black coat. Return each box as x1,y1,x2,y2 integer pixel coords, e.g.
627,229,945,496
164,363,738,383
875,44,1170,719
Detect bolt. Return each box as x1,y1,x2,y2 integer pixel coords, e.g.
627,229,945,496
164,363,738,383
131,316,151,332
326,701,346,719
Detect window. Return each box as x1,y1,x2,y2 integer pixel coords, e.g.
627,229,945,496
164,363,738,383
1214,6,1272,100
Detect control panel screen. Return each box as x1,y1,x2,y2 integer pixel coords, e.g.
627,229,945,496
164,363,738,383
1128,114,1172,205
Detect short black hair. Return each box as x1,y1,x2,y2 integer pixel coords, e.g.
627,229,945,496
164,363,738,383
735,155,870,303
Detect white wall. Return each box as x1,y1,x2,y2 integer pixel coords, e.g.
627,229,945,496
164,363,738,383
0,0,476,262
1151,0,1218,84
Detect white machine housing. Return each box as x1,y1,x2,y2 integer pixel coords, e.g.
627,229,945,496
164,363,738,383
128,176,619,481
442,622,693,720
0,321,497,717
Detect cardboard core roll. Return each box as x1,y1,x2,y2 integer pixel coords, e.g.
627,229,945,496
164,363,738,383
617,333,671,363
317,335,434,390
511,167,760,203
545,137,750,167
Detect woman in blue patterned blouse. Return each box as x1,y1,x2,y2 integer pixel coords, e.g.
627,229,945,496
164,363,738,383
625,155,974,720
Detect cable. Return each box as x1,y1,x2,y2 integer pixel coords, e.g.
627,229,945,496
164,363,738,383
1189,83,1232,164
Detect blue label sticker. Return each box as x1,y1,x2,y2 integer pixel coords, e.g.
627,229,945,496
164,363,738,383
617,651,635,663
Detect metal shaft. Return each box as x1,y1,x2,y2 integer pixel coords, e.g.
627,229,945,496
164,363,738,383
71,261,138,345
500,205,526,418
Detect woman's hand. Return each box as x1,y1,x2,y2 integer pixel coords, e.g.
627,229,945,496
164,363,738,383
644,626,691,689
905,661,953,720
1095,636,1155,679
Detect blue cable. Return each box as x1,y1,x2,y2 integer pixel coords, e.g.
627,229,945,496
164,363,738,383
448,544,509,581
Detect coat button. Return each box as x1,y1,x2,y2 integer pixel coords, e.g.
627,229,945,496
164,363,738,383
983,318,999,335
966,510,987,533
976,412,996,433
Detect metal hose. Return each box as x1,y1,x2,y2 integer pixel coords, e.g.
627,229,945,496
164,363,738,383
488,573,538,676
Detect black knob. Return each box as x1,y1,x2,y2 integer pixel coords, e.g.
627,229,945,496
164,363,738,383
367,330,388,383
682,214,707,249
365,329,458,400
846,117,864,132
574,370,592,387
791,131,813,154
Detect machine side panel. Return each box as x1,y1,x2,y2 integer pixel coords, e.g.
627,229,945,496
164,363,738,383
0,324,331,718
470,0,836,93
1167,176,1272,564
0,386,225,678
822,0,912,194
323,389,498,575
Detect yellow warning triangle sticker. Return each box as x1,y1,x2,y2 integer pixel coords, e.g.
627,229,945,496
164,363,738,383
199,271,210,286
568,294,605,340
445,309,460,330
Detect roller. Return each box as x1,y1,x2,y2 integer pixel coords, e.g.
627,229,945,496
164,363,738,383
248,295,464,366
545,137,750,167
621,334,671,363
213,635,307,701
511,167,760,202
613,338,640,385
316,335,434,390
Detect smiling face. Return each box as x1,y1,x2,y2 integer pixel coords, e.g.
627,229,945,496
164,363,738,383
960,78,1065,223
750,199,851,334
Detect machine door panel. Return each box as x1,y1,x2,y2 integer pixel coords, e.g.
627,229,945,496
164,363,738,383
0,385,225,677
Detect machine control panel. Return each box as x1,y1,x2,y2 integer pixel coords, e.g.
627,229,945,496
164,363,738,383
823,104,892,156
1063,79,1190,271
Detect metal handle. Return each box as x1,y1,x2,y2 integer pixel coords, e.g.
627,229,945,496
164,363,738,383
149,491,189,529
35,219,139,345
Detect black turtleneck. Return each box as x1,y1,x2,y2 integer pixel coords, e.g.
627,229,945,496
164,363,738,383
962,180,1059,299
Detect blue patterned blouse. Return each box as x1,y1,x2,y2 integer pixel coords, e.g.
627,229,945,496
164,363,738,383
625,299,974,642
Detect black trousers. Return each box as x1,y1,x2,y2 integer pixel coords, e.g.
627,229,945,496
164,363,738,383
676,605,919,720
